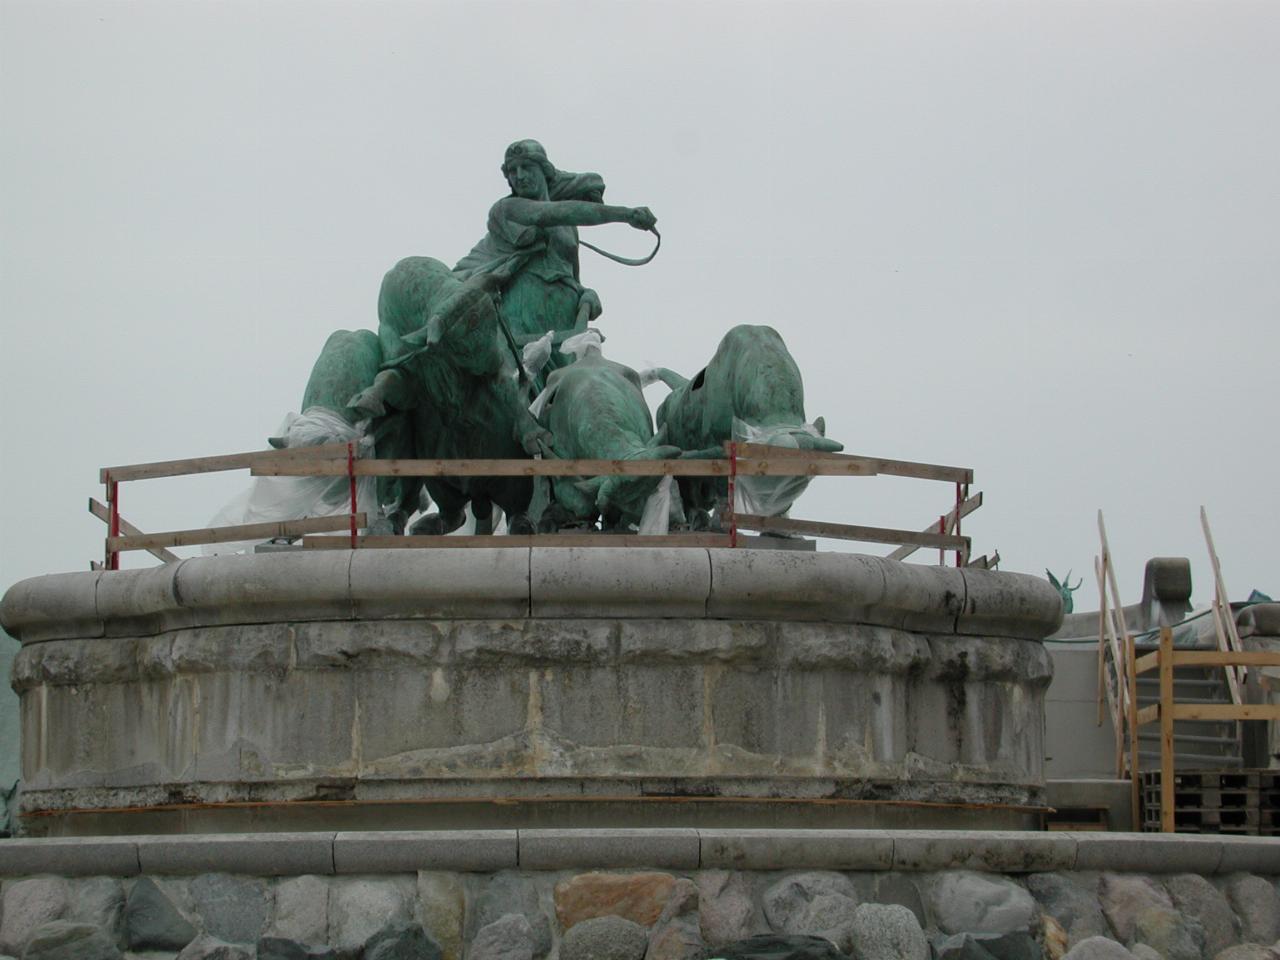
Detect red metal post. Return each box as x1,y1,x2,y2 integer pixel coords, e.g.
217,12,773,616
939,515,946,566
107,474,120,571
727,442,738,548
954,482,963,567
347,442,358,549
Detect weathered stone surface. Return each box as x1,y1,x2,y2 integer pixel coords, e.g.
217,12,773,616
644,880,702,960
267,876,329,946
2,879,70,956
1098,875,1172,944
554,873,677,931
1129,907,1205,960
1042,916,1069,960
364,923,442,960
712,934,846,960
256,937,337,960
1027,875,1110,947
1061,939,1135,960
1127,945,1160,960
1166,874,1237,957
328,879,412,955
1213,945,1280,960
175,936,253,960
472,873,551,957
467,915,533,960
1224,875,1280,944
936,932,1042,960
416,873,465,960
762,872,859,950
848,903,927,960
930,873,1037,936
12,557,1054,821
559,917,647,960
65,880,124,945
124,878,196,952
874,875,926,928
932,933,1000,960
20,922,120,960
189,875,269,945
696,872,762,947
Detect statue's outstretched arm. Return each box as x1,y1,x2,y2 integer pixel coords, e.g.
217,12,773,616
501,198,656,231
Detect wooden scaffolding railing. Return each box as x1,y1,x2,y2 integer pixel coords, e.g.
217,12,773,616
1132,628,1280,832
1096,506,1264,832
92,441,980,569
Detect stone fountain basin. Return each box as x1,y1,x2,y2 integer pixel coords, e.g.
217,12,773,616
1,548,1062,833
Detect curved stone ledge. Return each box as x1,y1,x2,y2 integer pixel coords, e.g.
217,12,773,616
1,829,1276,876
1,548,1062,643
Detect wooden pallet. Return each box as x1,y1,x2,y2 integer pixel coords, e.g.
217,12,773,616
1140,768,1276,835
1142,770,1262,790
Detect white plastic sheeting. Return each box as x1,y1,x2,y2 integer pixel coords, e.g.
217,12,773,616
559,328,604,361
202,408,378,555
520,330,554,381
732,417,825,517
637,474,686,535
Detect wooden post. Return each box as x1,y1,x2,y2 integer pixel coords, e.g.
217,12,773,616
106,474,120,571
1201,506,1244,699
1096,556,1107,726
1159,625,1175,833
1098,512,1132,776
1126,630,1141,829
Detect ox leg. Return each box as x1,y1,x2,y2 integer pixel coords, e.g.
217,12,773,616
472,496,494,536
412,480,468,535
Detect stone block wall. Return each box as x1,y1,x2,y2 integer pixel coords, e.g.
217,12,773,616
1,831,1277,960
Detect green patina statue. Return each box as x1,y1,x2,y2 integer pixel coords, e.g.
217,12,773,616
278,142,835,537
1046,569,1083,614
653,325,843,522
535,332,684,532
455,139,657,390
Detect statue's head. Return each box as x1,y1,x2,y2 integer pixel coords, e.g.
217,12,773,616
502,140,556,198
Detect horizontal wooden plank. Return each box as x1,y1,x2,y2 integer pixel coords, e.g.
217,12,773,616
734,513,970,549
1133,651,1161,676
89,498,181,563
887,492,984,561
303,533,733,550
108,513,365,551
731,443,973,484
252,458,874,479
1171,650,1280,668
101,443,354,483
1171,703,1280,722
1136,704,1160,726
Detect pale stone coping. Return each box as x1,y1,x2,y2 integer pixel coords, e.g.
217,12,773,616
0,549,1062,644
0,829,1275,877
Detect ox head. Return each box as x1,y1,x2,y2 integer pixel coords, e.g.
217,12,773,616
576,430,684,526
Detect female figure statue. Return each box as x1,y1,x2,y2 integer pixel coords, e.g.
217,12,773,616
454,139,657,381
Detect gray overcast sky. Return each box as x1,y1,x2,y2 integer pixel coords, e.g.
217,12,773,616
1,0,1277,612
